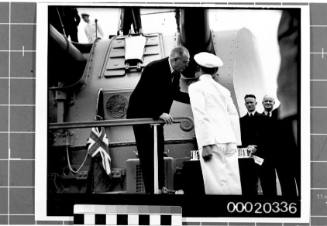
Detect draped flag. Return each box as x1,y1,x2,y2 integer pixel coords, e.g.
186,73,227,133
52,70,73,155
87,127,111,175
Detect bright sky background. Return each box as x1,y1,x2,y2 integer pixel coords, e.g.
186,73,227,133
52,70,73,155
76,7,282,113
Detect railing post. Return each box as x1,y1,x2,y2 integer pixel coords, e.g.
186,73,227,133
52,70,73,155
152,124,159,194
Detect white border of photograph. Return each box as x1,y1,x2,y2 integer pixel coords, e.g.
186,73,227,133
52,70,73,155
35,1,310,223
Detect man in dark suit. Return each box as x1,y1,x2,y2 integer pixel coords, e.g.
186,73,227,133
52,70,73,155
126,46,190,194
118,7,142,35
62,7,81,42
259,95,278,196
239,94,261,196
262,95,299,197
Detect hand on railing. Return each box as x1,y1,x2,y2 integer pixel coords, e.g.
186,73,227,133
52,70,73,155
159,113,174,124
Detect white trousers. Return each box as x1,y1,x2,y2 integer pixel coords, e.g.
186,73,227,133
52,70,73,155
199,143,242,195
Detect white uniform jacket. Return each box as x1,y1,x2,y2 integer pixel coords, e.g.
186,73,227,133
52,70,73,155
84,22,104,43
188,74,242,194
188,74,241,148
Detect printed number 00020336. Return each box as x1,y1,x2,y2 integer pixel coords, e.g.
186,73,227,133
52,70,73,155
226,201,298,214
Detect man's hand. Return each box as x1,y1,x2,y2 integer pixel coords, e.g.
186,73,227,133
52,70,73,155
202,145,214,162
159,113,174,124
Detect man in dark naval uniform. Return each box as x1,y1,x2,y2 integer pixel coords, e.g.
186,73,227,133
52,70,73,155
127,46,190,194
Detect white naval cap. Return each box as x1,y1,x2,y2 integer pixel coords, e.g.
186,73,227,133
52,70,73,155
194,52,223,68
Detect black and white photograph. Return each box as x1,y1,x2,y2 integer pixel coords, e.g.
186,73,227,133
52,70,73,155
35,2,310,223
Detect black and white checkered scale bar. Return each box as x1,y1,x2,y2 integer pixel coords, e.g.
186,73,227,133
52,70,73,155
74,205,182,225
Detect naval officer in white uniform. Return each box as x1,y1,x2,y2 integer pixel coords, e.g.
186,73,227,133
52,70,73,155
188,52,242,195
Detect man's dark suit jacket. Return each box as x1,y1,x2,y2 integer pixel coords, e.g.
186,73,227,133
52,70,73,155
260,108,279,158
126,57,189,193
239,111,262,196
240,111,262,148
261,107,299,197
127,57,189,118
257,108,280,196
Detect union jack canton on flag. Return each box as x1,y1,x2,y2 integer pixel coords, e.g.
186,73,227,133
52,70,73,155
87,127,111,175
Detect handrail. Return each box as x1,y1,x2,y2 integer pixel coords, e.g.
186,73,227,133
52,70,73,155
48,117,194,132
49,116,193,194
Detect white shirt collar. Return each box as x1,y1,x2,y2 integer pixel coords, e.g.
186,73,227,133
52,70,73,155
199,74,212,80
248,111,256,116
